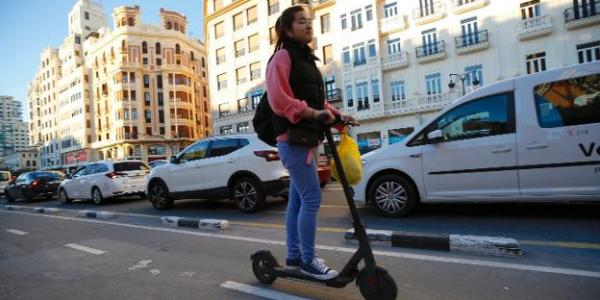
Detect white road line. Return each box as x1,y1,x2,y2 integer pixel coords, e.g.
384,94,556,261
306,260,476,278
5,229,28,235
221,281,314,300
3,209,600,279
64,243,106,255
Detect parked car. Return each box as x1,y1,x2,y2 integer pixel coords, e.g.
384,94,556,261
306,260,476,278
149,160,168,168
317,154,331,188
146,134,290,213
354,62,600,217
58,160,149,205
5,171,65,202
0,171,11,195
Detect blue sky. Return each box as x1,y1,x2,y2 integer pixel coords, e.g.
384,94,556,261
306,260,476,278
0,0,204,121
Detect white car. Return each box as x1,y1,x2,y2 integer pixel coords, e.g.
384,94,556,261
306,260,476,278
58,160,150,205
0,171,11,195
146,134,290,213
354,62,600,217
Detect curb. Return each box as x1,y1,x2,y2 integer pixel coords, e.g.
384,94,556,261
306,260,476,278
5,205,26,211
161,216,230,230
345,229,522,257
79,210,117,219
32,207,61,214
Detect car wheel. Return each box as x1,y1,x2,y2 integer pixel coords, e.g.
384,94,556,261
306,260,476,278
149,181,173,210
368,174,418,217
59,188,72,204
92,187,105,205
230,177,265,213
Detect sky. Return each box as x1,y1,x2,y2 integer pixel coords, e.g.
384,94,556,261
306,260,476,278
0,0,204,121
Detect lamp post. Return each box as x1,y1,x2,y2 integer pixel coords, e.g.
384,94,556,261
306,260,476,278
448,72,480,96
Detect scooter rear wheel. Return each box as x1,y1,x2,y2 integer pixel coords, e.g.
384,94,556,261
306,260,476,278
357,267,397,300
252,254,277,284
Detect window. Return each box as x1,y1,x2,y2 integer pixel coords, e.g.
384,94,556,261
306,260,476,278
422,29,439,55
84,11,89,20
429,93,514,142
353,44,366,66
144,92,151,104
526,52,546,74
419,0,436,17
220,125,233,135
142,41,147,54
321,14,330,33
341,14,347,30
387,38,401,54
248,33,259,52
372,79,380,103
144,75,150,88
208,139,240,157
346,85,353,107
384,2,398,18
217,73,227,90
269,0,280,16
388,127,415,145
426,73,442,96
269,26,277,45
534,74,600,128
460,17,479,46
350,9,363,31
236,67,247,85
216,47,226,64
368,40,377,57
356,82,369,110
166,21,172,30
464,64,483,88
179,141,209,163
158,92,164,106
250,62,261,80
520,0,541,20
235,39,246,57
214,21,224,38
145,110,152,123
156,58,162,65
233,12,244,31
175,44,180,54
323,44,333,64
158,110,165,123
577,41,600,64
156,42,161,54
247,6,257,24
128,17,134,26
251,93,262,109
391,80,406,102
157,75,163,89
366,5,373,21
237,122,249,133
213,0,223,11
342,48,351,65
143,57,148,65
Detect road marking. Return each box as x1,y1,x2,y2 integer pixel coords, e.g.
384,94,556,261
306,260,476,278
2,210,600,279
64,243,106,255
520,239,600,250
5,229,28,235
128,259,152,271
221,281,314,300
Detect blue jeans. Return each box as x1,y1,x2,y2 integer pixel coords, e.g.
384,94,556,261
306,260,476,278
277,141,321,264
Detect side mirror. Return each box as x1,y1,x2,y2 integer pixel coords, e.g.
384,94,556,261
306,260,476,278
170,156,179,164
428,130,444,144
65,174,72,179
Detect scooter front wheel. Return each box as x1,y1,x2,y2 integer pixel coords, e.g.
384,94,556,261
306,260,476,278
252,253,278,284
357,267,397,300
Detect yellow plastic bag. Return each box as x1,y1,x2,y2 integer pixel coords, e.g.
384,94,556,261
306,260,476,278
330,127,362,185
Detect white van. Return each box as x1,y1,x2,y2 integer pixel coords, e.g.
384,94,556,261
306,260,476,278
354,62,600,217
0,171,11,195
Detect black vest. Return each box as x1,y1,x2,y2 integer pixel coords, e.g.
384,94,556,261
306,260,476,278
272,39,325,139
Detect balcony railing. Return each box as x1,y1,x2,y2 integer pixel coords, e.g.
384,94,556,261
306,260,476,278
384,92,458,116
379,14,407,34
564,1,600,29
412,2,446,25
518,15,553,40
455,30,489,54
326,88,342,102
416,41,447,63
381,51,409,71
452,0,488,14
124,132,138,140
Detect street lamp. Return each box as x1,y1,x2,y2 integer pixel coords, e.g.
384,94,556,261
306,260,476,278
448,72,480,96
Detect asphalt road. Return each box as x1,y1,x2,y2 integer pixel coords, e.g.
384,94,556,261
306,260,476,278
1,184,599,299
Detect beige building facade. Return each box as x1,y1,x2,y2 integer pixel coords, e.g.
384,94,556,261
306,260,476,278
28,1,210,171
3,149,39,172
204,0,599,152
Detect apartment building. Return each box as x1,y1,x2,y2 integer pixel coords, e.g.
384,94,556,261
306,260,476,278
0,96,29,167
204,0,599,153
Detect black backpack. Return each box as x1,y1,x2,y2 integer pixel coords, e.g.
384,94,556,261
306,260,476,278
252,92,277,147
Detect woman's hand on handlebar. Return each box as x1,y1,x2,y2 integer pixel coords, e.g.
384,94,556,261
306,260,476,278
340,113,359,126
314,109,336,124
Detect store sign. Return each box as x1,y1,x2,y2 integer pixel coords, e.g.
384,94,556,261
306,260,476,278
64,150,88,164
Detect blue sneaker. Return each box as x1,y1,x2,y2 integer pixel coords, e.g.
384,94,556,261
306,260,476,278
301,257,338,280
286,257,301,270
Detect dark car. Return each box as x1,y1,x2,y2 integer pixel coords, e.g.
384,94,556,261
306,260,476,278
5,171,65,203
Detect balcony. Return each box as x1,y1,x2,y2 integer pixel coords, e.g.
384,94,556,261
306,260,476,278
455,30,489,55
215,107,255,122
412,2,446,26
451,0,488,15
384,93,458,117
381,51,409,71
564,2,600,30
123,132,138,140
343,56,379,77
416,41,447,63
379,14,407,34
518,15,553,40
326,88,342,103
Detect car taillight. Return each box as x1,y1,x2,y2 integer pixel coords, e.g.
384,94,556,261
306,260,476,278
254,150,280,161
31,180,41,188
105,172,127,179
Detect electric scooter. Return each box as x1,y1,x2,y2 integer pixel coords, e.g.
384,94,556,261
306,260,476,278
251,120,398,300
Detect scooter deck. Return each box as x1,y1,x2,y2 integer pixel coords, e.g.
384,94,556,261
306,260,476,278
271,266,354,287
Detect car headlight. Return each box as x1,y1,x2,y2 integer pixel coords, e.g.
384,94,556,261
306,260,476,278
361,159,367,166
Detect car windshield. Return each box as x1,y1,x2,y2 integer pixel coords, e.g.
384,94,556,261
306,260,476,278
0,172,10,181
30,172,64,180
114,162,150,172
